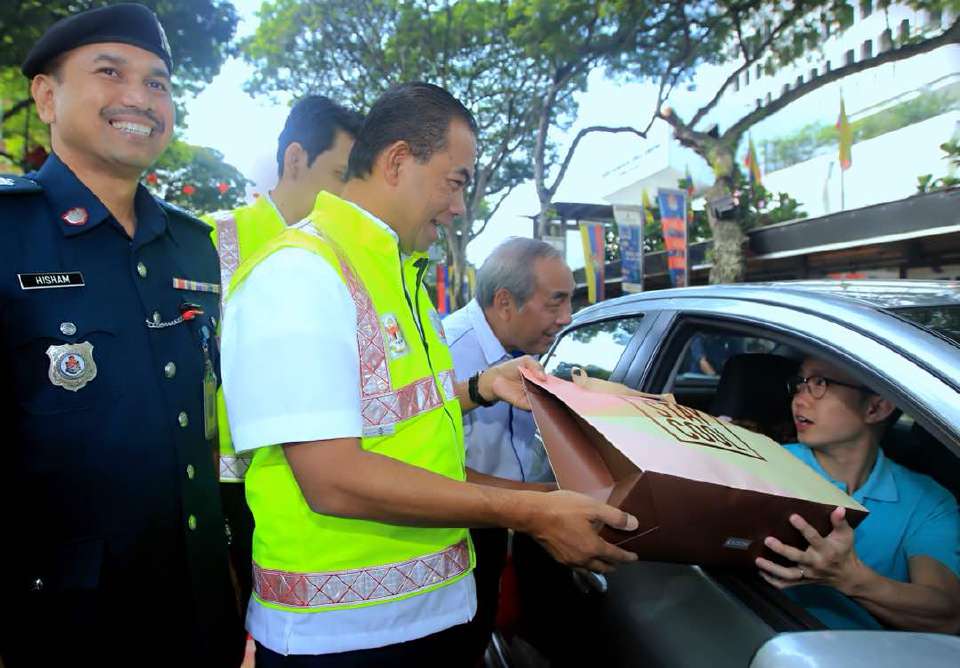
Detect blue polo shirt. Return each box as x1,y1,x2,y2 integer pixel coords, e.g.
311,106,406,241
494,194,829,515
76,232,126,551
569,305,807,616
784,443,960,629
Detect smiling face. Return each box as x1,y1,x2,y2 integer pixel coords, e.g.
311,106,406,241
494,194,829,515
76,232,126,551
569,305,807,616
31,42,174,178
392,119,476,253
499,256,575,355
791,357,894,450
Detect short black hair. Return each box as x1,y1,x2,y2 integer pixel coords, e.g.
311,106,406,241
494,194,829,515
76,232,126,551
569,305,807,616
347,82,478,179
276,95,364,177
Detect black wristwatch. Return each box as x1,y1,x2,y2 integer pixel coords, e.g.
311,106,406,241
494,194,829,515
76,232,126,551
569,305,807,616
468,372,497,407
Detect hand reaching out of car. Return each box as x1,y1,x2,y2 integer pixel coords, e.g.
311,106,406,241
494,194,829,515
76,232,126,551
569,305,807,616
755,507,864,593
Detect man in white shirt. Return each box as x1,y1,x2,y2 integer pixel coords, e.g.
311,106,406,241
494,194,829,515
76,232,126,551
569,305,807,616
443,237,575,660
221,83,639,666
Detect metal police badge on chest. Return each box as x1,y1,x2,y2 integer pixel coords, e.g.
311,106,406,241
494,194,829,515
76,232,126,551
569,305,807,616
46,342,98,391
381,313,408,358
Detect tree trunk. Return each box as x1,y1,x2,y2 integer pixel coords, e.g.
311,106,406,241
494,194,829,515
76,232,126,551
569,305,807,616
703,145,746,284
444,229,470,309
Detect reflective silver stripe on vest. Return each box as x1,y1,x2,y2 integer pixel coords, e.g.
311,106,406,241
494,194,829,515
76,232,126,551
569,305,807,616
253,539,469,609
219,452,253,483
215,212,240,289
334,254,456,435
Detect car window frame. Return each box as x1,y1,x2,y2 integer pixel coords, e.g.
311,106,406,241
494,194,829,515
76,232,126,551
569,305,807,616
542,311,662,384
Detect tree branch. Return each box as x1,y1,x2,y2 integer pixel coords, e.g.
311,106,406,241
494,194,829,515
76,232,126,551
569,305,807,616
546,125,648,198
2,98,32,122
724,17,960,143
470,183,517,242
689,3,812,129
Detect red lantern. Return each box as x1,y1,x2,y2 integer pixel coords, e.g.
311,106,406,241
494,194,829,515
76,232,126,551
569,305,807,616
217,182,230,194
146,172,158,184
182,184,196,196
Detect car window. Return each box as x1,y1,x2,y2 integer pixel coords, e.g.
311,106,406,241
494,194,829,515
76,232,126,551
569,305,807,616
675,332,778,381
890,305,960,345
544,316,644,381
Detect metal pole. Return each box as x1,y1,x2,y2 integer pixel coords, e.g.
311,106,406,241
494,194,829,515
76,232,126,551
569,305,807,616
841,166,846,210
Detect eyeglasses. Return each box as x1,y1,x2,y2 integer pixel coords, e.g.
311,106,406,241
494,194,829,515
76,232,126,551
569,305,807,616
786,375,870,400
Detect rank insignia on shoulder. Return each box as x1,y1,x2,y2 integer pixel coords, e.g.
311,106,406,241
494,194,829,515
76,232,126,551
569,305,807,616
46,342,98,391
429,308,447,345
0,174,42,194
381,313,408,358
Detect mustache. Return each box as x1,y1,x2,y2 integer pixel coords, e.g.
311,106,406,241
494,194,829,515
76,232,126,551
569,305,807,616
101,107,165,133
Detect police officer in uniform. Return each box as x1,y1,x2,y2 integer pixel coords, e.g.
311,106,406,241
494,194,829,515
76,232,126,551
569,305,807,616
0,4,243,665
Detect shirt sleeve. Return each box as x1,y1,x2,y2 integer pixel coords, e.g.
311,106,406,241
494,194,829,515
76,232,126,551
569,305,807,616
903,483,960,578
221,248,361,452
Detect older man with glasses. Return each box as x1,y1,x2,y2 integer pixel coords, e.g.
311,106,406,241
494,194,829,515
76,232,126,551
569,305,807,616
755,355,960,633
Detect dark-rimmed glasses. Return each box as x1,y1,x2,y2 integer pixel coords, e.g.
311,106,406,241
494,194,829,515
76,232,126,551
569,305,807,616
786,375,870,400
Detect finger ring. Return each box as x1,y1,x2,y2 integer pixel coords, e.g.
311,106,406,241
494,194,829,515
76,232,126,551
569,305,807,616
798,567,806,579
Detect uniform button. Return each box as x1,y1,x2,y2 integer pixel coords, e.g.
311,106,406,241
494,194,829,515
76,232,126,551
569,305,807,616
211,316,218,329
164,362,177,379
136,261,148,278
59,322,77,336
186,464,195,480
152,311,161,324
187,514,197,531
178,411,189,428
30,577,44,592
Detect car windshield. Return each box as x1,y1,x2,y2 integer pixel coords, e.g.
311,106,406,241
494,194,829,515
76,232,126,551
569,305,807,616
890,305,960,345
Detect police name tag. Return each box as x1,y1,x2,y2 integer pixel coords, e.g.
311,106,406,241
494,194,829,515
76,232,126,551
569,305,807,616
19,272,84,290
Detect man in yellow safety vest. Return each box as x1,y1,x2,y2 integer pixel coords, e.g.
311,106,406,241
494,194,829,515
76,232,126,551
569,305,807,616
220,82,639,665
204,95,362,607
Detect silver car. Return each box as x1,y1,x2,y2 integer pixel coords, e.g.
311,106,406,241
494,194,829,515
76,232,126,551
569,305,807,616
501,280,960,668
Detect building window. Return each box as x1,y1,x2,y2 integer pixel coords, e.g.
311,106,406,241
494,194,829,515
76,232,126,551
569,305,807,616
845,49,856,66
860,0,873,19
809,68,818,81
756,98,762,109
899,19,910,41
782,83,791,95
879,28,892,52
823,60,832,75
745,69,750,86
766,92,772,105
756,64,762,80
733,77,740,92
862,39,873,59
796,74,804,88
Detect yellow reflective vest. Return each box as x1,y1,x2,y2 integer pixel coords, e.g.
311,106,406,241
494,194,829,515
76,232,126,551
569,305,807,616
203,195,287,483
223,192,473,612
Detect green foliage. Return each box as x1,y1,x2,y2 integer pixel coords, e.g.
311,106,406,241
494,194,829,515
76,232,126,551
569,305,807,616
916,139,960,192
766,83,960,171
0,1,239,96
242,0,543,238
147,138,251,212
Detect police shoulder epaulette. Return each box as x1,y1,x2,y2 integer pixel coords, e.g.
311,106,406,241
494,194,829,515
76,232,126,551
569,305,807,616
0,174,43,195
157,198,212,232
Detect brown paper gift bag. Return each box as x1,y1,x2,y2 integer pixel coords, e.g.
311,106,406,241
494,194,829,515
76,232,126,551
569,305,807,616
521,368,867,568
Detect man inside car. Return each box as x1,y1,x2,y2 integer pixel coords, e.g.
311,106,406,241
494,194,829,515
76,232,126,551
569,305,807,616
756,355,960,633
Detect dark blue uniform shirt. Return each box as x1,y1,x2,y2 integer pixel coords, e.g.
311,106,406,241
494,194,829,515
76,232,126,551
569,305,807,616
0,155,241,665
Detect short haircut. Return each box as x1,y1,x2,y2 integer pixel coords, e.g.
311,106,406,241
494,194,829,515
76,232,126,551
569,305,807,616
476,237,565,310
346,82,478,179
276,95,363,177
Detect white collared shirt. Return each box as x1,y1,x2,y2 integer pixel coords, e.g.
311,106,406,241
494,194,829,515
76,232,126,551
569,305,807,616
221,205,476,655
443,299,553,482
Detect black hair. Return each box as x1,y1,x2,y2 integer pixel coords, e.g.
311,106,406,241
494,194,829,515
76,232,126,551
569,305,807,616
346,82,477,179
276,95,364,177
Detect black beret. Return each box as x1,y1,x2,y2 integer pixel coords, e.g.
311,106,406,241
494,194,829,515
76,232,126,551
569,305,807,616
21,3,173,78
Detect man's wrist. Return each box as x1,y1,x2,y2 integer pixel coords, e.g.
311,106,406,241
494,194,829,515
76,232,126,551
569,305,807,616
837,556,872,597
469,371,497,407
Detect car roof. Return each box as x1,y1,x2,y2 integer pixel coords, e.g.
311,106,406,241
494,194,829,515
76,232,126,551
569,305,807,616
576,280,960,320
